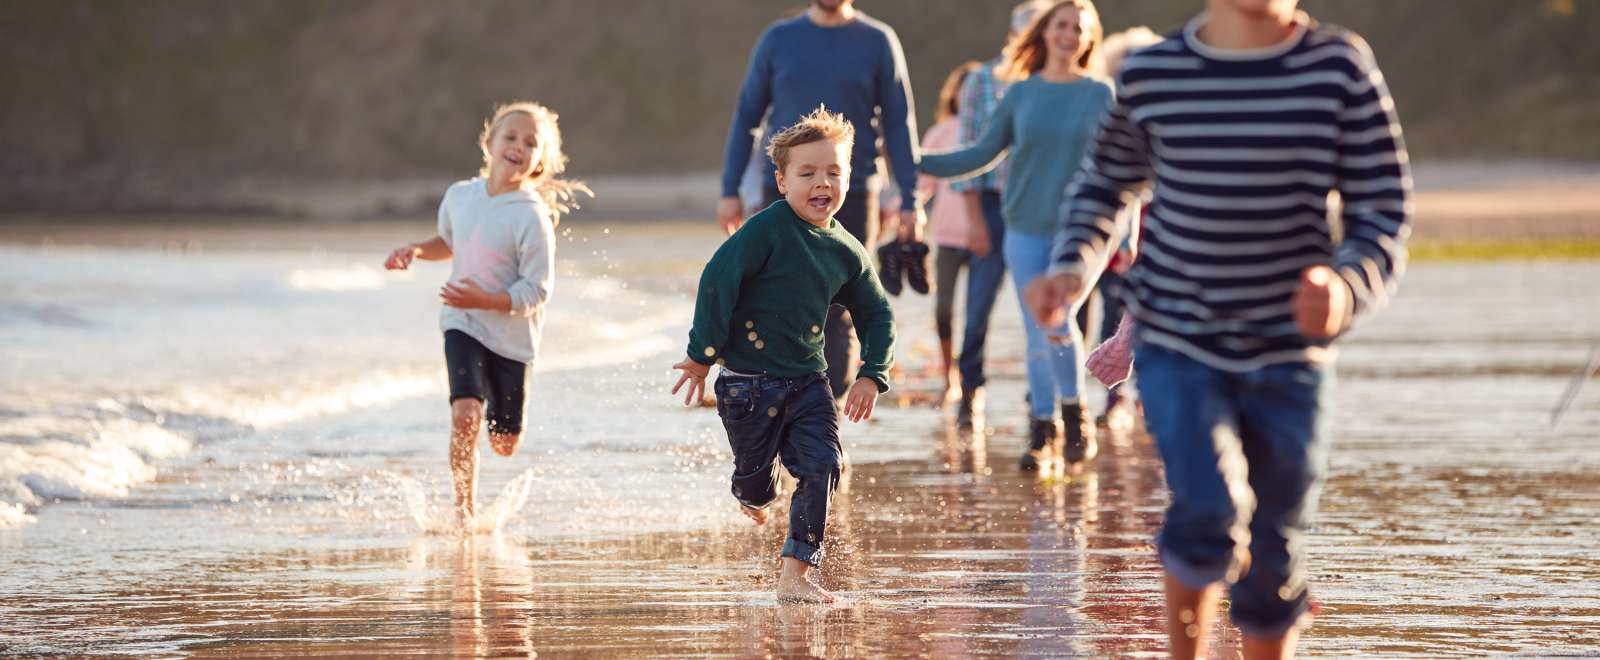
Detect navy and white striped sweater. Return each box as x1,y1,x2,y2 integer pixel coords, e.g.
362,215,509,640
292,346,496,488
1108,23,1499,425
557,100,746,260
1051,12,1413,372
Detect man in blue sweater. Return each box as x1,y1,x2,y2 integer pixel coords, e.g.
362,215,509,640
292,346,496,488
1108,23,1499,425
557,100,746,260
717,0,921,398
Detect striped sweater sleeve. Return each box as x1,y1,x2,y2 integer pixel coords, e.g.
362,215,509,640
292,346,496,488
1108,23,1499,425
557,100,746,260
1049,83,1152,277
1332,36,1412,325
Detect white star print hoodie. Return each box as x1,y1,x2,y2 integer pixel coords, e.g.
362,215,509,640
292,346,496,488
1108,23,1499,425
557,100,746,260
437,177,555,363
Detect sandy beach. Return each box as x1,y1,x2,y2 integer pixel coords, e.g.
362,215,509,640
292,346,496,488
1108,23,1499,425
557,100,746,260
1,209,1597,656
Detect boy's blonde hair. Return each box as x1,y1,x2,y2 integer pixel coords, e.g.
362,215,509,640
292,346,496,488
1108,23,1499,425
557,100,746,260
765,105,855,173
478,101,592,223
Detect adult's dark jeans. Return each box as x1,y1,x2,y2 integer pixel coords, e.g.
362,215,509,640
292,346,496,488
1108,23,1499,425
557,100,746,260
762,183,879,397
714,370,842,566
957,190,1008,389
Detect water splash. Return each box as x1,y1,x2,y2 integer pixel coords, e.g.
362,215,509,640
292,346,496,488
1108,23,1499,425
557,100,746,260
393,469,535,536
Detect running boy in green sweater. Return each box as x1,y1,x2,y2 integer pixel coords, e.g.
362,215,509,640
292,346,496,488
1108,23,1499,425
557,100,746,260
672,106,895,603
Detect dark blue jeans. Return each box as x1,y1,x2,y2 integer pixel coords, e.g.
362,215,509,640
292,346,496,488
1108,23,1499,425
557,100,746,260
1134,342,1333,638
714,371,842,566
957,190,1008,389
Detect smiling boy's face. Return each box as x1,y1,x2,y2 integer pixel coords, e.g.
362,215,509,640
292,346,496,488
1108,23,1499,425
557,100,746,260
774,139,851,226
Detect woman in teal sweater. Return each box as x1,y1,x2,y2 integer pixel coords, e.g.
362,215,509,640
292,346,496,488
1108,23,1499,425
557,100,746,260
920,0,1113,472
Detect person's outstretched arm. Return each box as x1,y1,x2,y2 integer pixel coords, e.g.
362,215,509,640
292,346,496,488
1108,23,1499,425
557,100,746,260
918,89,1017,181
1325,35,1412,333
386,192,460,269
718,28,777,235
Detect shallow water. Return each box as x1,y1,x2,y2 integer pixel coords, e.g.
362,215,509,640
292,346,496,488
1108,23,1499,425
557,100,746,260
1,223,1597,656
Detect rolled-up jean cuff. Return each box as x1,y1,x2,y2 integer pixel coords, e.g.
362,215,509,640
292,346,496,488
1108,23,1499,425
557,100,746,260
782,537,823,566
1159,545,1231,590
1234,604,1314,640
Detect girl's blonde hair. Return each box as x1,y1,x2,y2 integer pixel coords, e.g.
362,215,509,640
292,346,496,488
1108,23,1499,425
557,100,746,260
936,61,983,124
478,101,592,223
1004,0,1105,81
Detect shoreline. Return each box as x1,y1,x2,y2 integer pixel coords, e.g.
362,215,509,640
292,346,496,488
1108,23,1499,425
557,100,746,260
5,160,1600,236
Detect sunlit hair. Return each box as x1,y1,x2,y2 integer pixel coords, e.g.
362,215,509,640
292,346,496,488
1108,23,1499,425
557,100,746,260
1101,26,1165,77
765,105,855,173
936,61,983,123
1004,0,1105,80
478,101,592,223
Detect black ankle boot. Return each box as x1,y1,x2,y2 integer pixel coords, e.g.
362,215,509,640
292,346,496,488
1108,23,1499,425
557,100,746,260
956,385,983,430
1062,401,1098,464
875,242,904,296
902,240,930,295
1020,417,1058,471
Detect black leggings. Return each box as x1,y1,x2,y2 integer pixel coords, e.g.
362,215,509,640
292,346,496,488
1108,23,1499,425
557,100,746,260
443,330,528,434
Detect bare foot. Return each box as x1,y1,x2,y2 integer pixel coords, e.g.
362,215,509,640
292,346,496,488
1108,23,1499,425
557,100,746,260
776,573,835,604
489,432,522,457
740,504,768,525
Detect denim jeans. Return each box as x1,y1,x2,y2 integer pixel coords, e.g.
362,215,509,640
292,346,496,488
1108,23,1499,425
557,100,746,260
957,190,1009,389
714,370,842,566
1003,229,1085,419
1134,342,1333,638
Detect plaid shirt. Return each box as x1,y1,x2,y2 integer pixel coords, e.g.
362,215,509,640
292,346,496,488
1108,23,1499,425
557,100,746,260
951,55,1012,194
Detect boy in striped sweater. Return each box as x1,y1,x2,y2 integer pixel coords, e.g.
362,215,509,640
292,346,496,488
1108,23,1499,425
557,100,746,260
1026,0,1411,656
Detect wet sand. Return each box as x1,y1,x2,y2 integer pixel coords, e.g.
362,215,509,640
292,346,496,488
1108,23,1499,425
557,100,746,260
2,221,1598,657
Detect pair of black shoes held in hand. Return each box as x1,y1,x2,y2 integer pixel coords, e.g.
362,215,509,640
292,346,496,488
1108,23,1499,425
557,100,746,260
876,240,930,296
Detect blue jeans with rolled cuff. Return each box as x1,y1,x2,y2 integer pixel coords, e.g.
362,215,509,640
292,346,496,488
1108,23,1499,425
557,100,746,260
715,370,842,566
1134,342,1333,638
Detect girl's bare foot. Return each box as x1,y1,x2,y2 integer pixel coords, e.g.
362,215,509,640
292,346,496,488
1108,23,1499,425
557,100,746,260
775,560,835,604
740,504,768,525
489,432,522,457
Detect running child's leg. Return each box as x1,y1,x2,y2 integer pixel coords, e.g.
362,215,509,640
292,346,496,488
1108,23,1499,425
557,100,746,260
485,359,529,457
775,374,843,603
716,375,784,525
444,330,494,525
1135,343,1254,658
1229,361,1332,650
450,397,483,523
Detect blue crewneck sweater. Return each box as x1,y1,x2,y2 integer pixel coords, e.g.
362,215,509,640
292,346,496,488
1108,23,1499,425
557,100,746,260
720,13,920,210
920,76,1113,237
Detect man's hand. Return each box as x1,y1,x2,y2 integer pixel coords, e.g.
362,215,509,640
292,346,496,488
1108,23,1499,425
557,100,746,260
385,244,419,270
842,377,879,423
1023,272,1085,330
718,197,744,236
671,358,712,406
1292,265,1353,340
897,207,926,243
441,278,503,310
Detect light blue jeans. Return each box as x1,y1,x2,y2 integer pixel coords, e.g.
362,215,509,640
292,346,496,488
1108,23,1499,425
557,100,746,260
1003,230,1084,419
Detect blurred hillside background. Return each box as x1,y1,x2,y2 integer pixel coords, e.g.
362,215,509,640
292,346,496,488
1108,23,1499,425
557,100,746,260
2,0,1597,217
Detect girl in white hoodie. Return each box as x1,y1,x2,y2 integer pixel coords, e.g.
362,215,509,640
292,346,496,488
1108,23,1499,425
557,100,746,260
384,101,589,529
